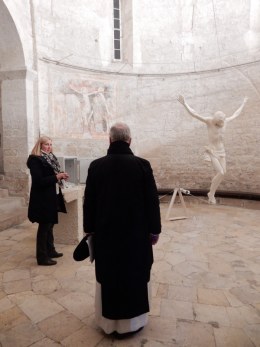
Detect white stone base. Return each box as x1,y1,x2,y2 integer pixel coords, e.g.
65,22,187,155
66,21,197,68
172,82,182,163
54,185,85,245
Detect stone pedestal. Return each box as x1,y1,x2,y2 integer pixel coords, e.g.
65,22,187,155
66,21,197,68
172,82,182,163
54,185,85,245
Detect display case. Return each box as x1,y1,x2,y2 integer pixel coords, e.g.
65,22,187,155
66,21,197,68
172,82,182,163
78,158,94,184
57,157,80,185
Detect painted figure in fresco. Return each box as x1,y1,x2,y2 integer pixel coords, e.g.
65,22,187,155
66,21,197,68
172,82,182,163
86,87,112,134
60,82,113,138
177,95,248,204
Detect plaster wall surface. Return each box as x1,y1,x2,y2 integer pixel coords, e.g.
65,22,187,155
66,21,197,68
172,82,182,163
1,0,260,194
34,0,260,192
30,0,260,74
32,0,114,69
1,0,34,69
37,62,260,193
131,0,260,74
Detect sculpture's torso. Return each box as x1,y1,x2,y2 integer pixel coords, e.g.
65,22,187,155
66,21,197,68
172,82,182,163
205,120,226,159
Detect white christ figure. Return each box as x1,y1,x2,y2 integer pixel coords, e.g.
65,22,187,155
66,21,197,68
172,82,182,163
177,95,248,204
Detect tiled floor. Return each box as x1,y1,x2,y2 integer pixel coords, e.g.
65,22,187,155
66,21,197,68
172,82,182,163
0,200,260,346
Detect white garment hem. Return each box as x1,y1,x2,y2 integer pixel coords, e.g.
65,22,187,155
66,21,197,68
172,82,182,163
95,281,150,334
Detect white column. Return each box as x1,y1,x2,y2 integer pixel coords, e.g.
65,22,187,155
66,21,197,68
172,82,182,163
0,68,37,196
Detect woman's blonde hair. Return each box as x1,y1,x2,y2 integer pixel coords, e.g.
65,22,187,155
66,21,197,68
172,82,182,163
31,135,52,156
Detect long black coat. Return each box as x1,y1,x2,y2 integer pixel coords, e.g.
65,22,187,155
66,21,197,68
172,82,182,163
83,141,161,320
27,155,66,224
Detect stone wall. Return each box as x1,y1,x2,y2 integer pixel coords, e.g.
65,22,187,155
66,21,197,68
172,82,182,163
37,61,260,193
0,0,259,195
0,0,37,196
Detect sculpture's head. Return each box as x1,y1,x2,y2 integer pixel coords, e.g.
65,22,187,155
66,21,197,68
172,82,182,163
213,111,226,127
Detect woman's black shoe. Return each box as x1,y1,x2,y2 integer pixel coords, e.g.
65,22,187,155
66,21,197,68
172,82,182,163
49,251,63,258
37,259,57,266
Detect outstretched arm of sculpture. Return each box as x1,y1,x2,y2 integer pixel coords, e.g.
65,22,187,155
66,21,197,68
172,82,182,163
226,97,248,122
177,95,208,123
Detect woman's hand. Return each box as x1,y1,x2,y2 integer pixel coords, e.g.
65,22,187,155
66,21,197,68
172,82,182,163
56,172,69,180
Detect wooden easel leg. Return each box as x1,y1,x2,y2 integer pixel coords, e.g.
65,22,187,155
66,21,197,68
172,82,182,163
165,188,178,220
165,188,189,221
178,190,188,217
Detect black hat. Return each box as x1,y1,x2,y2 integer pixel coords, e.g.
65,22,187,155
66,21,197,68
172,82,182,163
73,235,89,261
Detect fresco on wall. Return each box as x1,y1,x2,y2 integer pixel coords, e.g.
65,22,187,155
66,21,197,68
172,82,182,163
52,77,116,138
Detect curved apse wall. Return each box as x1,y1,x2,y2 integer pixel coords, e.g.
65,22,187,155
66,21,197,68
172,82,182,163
36,0,260,193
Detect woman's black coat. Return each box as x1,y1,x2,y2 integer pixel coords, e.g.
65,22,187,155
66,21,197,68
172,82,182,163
83,141,161,320
27,155,66,224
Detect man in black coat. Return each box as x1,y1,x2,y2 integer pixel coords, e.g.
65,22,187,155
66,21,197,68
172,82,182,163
83,122,161,337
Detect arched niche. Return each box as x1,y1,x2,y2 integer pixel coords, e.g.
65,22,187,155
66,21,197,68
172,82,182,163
0,0,36,196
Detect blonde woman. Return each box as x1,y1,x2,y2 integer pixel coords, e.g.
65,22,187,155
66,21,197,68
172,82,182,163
27,136,69,266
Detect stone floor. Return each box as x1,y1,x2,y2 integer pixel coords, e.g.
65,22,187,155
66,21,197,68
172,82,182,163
0,201,260,347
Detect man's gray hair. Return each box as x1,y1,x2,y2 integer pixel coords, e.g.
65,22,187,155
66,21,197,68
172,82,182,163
109,122,131,142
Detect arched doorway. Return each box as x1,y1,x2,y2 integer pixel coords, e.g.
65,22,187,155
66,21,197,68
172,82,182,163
0,0,36,197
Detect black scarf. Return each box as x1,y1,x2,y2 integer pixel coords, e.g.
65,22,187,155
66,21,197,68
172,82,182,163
41,151,61,173
41,151,66,189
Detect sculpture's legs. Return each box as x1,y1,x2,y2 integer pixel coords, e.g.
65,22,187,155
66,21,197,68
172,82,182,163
208,173,225,203
208,156,226,204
